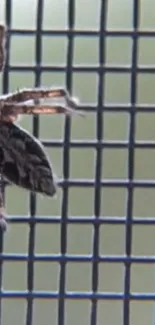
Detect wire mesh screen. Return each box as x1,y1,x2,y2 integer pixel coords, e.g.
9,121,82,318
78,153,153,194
1,0,155,325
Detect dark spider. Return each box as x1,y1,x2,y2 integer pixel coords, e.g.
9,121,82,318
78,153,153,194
0,24,83,230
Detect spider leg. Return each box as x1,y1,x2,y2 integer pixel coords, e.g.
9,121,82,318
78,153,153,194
2,87,79,110
0,24,6,72
1,102,84,119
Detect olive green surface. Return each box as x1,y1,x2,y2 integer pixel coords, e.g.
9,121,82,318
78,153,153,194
1,1,155,325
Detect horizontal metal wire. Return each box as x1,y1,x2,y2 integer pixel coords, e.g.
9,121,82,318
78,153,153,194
7,215,155,225
1,254,155,264
8,28,155,38
6,65,155,73
42,140,155,148
0,291,154,300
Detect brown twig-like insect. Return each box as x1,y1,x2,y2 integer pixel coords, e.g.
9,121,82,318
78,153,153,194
0,24,83,230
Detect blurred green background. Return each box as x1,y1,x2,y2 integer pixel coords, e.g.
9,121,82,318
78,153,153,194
1,0,155,324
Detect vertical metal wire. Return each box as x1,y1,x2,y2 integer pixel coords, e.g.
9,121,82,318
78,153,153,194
58,1,75,324
0,1,12,323
123,1,139,324
26,1,44,325
90,1,107,324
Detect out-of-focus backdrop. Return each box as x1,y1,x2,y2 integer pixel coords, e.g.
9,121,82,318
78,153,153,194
0,1,155,325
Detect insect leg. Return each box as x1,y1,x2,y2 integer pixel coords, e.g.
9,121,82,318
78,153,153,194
1,103,84,118
2,88,79,110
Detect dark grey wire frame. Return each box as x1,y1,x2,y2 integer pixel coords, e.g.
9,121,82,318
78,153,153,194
0,1,154,325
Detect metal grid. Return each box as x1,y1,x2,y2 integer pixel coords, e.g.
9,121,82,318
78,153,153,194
0,0,155,325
